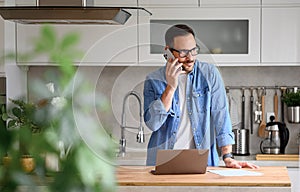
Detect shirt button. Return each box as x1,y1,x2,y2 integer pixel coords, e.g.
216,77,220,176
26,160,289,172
177,116,179,118
189,112,192,115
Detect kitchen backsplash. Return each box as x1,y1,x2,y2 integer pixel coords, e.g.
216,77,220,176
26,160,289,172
28,66,300,155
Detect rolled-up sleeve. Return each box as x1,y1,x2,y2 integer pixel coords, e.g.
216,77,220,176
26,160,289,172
143,77,170,132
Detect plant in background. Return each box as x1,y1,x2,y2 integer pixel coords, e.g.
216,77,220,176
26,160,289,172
282,91,300,107
0,25,116,192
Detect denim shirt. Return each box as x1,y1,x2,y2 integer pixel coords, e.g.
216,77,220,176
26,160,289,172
143,60,235,166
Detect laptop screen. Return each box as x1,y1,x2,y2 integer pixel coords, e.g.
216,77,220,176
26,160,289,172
153,149,209,175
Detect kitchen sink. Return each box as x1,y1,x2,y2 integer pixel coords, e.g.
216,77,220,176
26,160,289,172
116,151,147,166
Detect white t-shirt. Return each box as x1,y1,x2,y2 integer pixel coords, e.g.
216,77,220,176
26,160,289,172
173,74,195,149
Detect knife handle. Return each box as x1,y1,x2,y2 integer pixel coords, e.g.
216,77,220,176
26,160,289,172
274,94,278,121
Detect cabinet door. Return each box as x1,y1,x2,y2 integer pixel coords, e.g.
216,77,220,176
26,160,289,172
15,0,137,6
94,0,137,6
262,8,300,65
139,0,198,7
139,8,260,66
262,0,300,6
201,0,261,7
288,168,300,192
15,0,36,6
16,11,138,65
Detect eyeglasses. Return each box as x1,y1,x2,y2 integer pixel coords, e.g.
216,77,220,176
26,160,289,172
169,46,200,58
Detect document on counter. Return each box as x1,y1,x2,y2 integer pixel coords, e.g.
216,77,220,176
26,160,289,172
208,169,263,176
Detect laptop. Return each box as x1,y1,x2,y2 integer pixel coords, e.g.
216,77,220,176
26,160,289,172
151,149,209,175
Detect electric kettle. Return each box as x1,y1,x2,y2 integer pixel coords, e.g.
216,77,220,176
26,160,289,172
260,116,289,154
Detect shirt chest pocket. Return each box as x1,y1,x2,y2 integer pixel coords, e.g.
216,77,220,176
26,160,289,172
192,88,209,113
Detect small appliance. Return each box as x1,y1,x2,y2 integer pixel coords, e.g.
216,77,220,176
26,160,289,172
260,116,289,154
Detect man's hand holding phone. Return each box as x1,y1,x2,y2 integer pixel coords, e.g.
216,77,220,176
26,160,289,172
164,49,186,90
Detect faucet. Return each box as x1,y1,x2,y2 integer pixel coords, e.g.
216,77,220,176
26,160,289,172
119,91,144,157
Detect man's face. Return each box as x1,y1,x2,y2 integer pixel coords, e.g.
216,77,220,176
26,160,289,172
172,33,197,73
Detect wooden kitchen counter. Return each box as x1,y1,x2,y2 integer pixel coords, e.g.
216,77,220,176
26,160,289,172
117,166,291,192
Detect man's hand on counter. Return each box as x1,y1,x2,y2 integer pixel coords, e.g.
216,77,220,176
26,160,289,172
224,158,260,169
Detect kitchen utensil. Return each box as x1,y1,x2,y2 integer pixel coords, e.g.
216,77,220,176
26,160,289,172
226,87,240,129
260,116,281,154
274,89,278,121
233,129,250,156
250,87,254,134
258,88,266,138
241,88,245,129
260,114,289,154
254,87,263,124
280,87,290,153
254,101,262,123
281,87,287,123
233,88,250,156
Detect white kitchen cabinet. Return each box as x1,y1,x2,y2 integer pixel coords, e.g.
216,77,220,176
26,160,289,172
15,0,36,6
94,0,137,6
262,0,300,6
262,7,300,65
139,0,199,7
15,0,137,6
16,11,138,66
139,7,260,66
288,168,300,192
200,0,261,7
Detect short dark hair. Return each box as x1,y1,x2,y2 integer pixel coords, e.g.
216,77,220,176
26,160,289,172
165,24,195,47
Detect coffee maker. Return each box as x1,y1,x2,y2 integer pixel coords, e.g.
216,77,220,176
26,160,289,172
260,116,289,154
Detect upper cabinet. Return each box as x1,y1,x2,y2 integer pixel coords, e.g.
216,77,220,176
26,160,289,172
139,0,199,7
16,11,138,66
14,0,137,6
200,0,261,7
139,7,260,66
15,0,36,6
262,7,300,65
94,0,137,6
262,0,300,6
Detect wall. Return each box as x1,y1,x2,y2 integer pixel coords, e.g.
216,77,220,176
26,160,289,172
28,65,300,154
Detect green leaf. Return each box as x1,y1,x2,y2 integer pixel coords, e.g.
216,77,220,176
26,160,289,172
2,113,8,121
12,107,22,118
1,105,6,113
7,119,16,128
34,25,57,53
60,33,80,51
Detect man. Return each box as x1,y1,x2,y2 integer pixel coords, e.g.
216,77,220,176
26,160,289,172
143,24,258,169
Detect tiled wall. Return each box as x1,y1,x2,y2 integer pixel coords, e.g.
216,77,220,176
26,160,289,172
28,66,300,154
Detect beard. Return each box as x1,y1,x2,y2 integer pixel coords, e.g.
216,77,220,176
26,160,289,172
182,59,195,64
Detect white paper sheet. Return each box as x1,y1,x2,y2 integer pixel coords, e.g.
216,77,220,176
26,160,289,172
208,169,263,176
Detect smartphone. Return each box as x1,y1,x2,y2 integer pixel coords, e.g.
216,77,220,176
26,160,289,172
163,49,184,71
163,49,175,61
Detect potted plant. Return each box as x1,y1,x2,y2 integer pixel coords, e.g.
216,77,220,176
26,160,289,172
282,90,300,123
1,25,117,192
2,98,41,173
